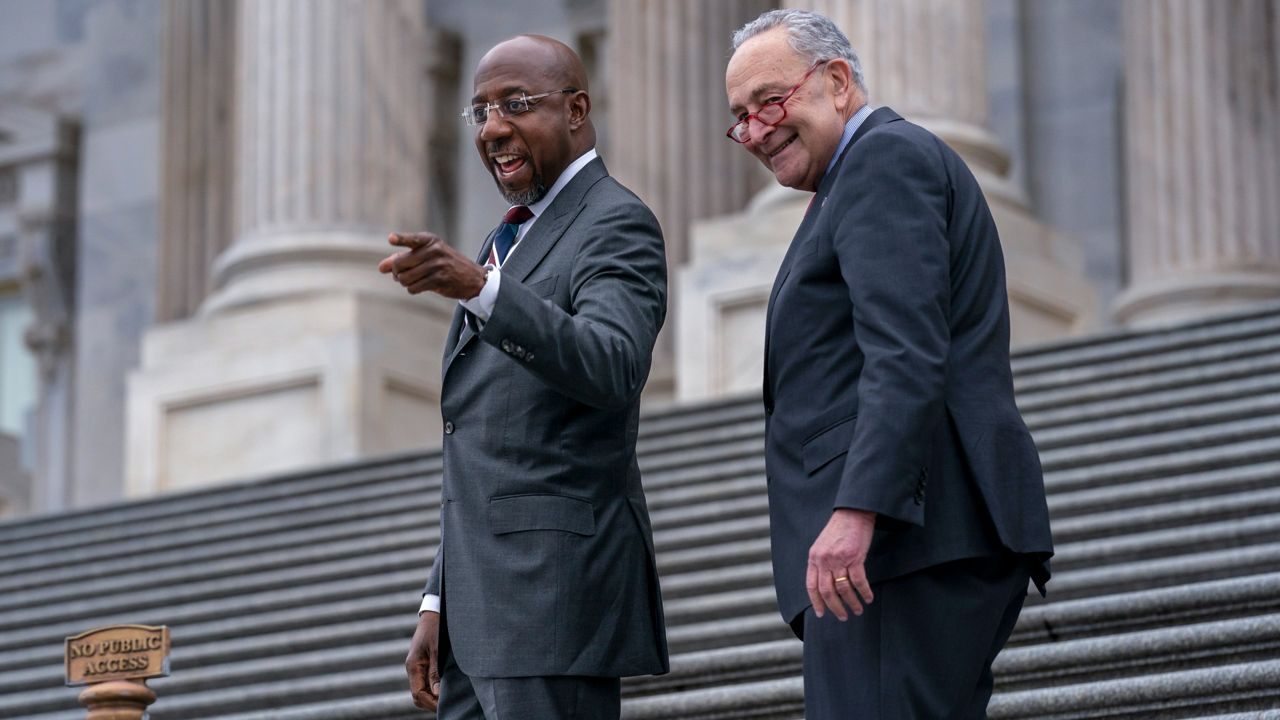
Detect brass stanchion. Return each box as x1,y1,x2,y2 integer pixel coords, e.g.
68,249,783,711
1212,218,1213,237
76,679,157,720
65,625,170,720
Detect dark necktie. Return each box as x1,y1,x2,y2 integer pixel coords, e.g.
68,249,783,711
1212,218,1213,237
492,205,534,266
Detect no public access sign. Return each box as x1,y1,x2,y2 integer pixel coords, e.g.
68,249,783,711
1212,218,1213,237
65,625,170,686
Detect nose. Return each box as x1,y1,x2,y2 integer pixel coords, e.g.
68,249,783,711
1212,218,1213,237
478,110,512,142
745,117,775,147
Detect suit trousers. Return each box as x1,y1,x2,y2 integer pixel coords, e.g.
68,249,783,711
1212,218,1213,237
436,610,622,720
801,553,1031,719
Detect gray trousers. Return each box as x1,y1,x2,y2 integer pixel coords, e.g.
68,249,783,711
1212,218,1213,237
436,611,621,720
800,553,1031,720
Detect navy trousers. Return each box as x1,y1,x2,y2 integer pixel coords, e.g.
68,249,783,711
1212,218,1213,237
801,553,1031,719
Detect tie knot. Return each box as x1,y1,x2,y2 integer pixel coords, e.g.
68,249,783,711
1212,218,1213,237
503,205,533,225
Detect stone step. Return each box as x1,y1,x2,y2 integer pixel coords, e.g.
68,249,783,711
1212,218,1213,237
626,640,800,697
1022,354,1280,426
621,676,804,720
1013,572,1280,645
1038,414,1280,475
1051,512,1280,571
1044,434,1280,494
1047,461,1280,519
9,440,1274,609
995,614,1280,690
1049,485,1280,544
1038,542,1280,601
1011,305,1280,376
1031,390,1280,452
0,473,437,566
0,455,440,547
0,568,423,653
1014,321,1280,396
0,591,412,677
636,416,763,457
1022,366,1280,430
638,395,760,438
987,660,1280,719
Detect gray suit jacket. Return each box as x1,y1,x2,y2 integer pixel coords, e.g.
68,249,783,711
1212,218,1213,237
763,108,1053,627
424,158,670,679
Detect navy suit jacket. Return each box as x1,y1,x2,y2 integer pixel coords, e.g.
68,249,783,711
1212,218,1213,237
763,107,1053,626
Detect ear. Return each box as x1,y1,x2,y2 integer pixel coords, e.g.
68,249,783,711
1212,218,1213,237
825,59,858,113
567,90,591,131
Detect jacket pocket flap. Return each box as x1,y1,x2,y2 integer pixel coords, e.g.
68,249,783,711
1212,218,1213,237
530,275,558,297
488,493,596,536
802,415,857,475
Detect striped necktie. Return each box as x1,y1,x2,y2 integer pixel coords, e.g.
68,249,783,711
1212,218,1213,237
491,205,534,267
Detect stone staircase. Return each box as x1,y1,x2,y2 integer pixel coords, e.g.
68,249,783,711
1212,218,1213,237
5,303,1280,719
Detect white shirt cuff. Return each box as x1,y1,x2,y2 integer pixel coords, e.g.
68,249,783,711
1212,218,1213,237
419,594,440,615
459,266,500,322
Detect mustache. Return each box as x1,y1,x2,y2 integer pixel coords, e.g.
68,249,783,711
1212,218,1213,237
485,143,523,156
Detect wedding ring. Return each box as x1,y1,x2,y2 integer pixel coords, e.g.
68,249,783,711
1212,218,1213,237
834,576,850,584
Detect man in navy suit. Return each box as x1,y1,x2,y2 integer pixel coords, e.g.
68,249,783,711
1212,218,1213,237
725,10,1053,717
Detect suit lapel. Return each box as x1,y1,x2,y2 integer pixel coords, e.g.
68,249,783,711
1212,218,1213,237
498,158,606,284
442,158,607,376
762,106,903,395
443,225,501,372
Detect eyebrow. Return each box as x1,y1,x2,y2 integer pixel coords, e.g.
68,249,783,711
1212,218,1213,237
470,86,530,104
729,80,789,116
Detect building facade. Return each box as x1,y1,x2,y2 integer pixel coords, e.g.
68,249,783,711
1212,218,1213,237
0,0,1276,517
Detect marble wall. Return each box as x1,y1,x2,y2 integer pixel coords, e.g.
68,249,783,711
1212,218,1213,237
70,0,161,506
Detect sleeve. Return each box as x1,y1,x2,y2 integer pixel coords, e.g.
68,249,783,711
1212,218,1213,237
831,131,951,527
458,265,500,321
421,540,442,611
476,198,668,410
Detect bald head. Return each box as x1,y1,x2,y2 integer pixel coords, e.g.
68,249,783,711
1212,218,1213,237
478,35,589,95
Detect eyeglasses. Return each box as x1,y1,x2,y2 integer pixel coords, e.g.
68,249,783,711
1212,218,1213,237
726,60,828,143
462,88,576,127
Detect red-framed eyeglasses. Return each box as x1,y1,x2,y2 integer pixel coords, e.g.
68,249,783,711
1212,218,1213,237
726,60,829,143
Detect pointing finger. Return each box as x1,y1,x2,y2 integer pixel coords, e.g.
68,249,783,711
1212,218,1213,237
389,232,432,250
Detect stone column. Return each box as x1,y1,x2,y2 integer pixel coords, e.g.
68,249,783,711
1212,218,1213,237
156,0,236,322
607,0,774,399
127,0,454,495
677,0,1099,401
788,0,1011,185
0,107,78,515
1114,0,1280,327
205,0,430,314
607,0,775,270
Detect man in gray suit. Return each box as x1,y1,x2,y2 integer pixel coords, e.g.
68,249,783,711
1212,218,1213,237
725,10,1053,718
381,35,668,720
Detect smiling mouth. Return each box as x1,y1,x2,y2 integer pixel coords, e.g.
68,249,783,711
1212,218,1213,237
766,134,799,158
492,153,527,178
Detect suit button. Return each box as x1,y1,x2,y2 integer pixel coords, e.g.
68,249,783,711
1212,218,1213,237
526,353,535,362
765,404,774,416
501,339,512,352
444,421,455,435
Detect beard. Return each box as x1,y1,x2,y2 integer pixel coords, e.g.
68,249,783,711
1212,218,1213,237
495,173,547,206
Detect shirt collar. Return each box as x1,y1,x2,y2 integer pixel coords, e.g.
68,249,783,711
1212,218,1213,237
520,147,599,221
823,103,874,181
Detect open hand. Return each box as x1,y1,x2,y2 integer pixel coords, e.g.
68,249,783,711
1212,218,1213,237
806,508,876,620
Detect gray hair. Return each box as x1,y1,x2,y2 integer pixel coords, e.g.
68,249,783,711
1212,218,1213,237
732,9,867,94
